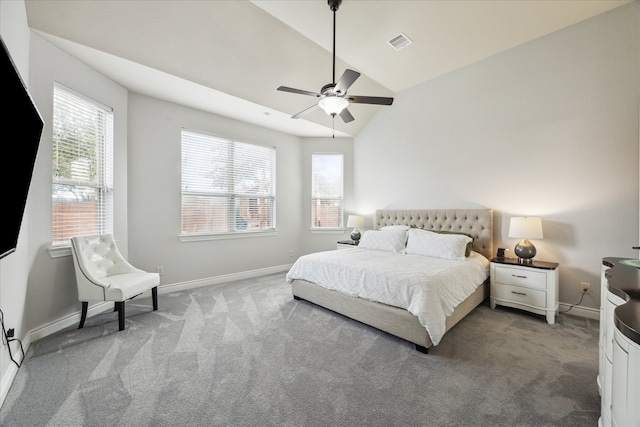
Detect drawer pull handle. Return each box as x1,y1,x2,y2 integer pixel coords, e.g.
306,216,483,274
512,274,527,279
511,291,527,296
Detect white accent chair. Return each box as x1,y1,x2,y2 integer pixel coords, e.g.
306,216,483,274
70,233,159,331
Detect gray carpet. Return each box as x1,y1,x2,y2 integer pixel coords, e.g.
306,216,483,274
0,273,600,427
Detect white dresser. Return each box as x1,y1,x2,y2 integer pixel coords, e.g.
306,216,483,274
599,258,640,427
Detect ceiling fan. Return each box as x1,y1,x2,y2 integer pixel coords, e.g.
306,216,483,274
277,0,393,124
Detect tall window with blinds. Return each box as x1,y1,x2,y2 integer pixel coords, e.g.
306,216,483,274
52,84,114,246
311,153,343,229
181,130,276,235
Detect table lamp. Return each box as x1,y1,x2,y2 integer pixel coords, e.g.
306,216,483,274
347,215,365,243
508,217,543,263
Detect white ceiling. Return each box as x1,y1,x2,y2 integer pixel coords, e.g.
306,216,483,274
24,0,631,138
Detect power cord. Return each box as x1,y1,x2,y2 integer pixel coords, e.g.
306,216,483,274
0,309,25,368
559,289,587,314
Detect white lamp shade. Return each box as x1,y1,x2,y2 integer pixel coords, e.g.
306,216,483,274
318,96,349,116
347,215,364,228
508,217,543,239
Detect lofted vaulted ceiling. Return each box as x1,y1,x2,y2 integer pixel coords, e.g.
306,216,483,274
24,0,631,137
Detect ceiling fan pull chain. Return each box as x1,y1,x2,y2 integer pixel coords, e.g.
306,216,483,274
332,114,340,138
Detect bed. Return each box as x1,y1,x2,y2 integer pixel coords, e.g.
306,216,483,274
287,209,494,353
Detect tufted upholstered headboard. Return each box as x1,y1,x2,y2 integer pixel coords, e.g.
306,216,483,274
376,209,494,260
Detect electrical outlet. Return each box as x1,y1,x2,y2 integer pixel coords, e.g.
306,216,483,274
580,282,591,293
289,250,293,258
157,266,164,276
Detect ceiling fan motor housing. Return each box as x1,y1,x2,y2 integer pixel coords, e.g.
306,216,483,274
328,0,342,12
321,83,338,96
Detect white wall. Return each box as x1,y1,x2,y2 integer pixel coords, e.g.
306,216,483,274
354,3,640,311
127,93,312,285
23,33,130,328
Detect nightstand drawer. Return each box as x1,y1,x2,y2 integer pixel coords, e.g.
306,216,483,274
494,265,547,290
492,283,547,307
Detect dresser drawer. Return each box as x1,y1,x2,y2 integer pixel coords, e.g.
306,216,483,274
493,265,547,290
492,283,547,307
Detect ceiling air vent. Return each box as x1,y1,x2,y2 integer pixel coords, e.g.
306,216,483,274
387,33,412,51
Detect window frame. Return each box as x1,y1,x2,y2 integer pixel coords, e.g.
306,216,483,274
311,153,344,231
50,82,114,252
179,129,277,242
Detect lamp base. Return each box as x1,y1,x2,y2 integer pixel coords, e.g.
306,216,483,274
350,229,361,242
514,239,536,263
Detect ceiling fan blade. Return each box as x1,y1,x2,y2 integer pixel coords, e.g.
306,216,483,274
347,95,394,106
334,69,360,95
292,103,320,119
277,86,321,97
339,108,355,123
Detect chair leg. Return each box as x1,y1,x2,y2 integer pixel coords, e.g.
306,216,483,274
152,286,158,311
79,302,88,329
115,301,125,331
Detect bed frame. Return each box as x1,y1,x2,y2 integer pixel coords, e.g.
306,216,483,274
292,209,494,353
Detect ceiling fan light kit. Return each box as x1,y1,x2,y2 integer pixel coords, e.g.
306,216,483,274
318,96,349,115
277,0,393,124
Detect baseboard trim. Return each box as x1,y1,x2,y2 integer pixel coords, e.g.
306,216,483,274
158,264,292,294
558,303,600,320
0,352,21,408
28,301,114,343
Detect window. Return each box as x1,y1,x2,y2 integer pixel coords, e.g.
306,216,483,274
311,153,343,228
52,84,114,246
181,130,276,236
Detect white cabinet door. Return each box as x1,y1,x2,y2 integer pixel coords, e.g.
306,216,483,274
612,328,640,427
600,265,627,427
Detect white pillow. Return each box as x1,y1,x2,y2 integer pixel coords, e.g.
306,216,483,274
405,228,472,260
358,228,408,253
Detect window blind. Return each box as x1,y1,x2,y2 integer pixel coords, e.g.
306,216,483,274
52,84,114,246
181,130,276,234
311,153,343,228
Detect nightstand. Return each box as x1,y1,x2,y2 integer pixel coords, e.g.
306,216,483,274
490,257,559,324
337,240,358,250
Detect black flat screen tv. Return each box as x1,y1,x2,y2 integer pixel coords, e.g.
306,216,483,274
1,36,44,260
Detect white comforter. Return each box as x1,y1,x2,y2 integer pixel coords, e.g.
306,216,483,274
286,248,490,345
